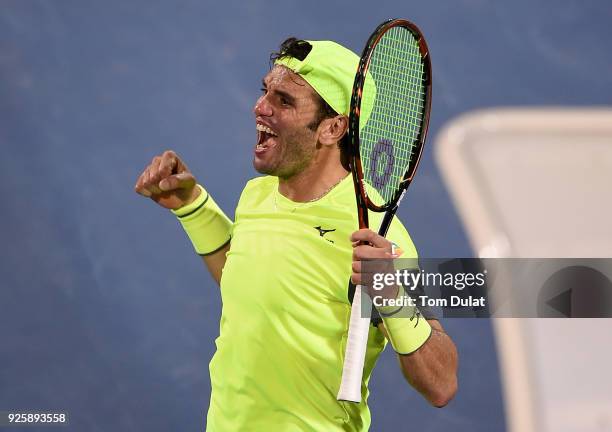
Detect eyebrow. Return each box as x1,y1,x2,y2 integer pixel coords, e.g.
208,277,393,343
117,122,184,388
262,80,297,105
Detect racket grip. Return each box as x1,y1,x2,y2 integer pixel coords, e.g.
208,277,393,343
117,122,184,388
337,285,371,403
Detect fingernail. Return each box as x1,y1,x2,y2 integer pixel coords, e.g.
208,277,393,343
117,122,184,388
159,180,169,191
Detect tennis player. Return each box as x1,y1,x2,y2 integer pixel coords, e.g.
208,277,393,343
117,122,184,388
135,38,457,431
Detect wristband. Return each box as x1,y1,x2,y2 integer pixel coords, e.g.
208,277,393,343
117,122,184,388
377,286,432,355
171,185,232,255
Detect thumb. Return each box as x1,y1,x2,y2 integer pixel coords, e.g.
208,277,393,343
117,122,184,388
158,172,196,192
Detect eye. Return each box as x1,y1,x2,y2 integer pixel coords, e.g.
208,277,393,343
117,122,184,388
260,87,267,94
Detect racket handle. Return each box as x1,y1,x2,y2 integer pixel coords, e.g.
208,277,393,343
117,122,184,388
337,285,371,403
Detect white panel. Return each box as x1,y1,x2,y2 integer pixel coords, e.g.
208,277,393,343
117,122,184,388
435,108,612,432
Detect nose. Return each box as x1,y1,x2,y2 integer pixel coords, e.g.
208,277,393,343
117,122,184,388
253,93,272,117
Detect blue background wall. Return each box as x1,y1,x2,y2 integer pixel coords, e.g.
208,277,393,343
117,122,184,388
1,1,610,430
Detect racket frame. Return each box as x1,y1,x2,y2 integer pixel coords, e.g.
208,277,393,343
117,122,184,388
349,18,432,222
338,18,432,403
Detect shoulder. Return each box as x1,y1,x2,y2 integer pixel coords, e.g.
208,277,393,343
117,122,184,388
236,176,277,210
242,175,277,193
239,176,277,198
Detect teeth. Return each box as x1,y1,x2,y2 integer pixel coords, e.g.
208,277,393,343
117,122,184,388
256,124,278,136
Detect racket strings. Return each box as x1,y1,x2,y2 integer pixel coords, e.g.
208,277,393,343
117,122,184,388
360,26,427,206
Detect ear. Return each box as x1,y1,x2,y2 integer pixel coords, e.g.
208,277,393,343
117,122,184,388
318,115,349,147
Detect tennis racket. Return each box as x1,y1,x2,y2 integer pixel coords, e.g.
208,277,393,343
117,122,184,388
337,18,432,403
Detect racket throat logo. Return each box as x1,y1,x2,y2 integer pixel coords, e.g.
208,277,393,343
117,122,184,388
396,189,407,206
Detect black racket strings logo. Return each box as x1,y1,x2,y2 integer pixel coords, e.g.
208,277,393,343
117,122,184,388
369,138,396,191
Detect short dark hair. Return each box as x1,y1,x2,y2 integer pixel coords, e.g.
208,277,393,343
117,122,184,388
270,37,350,170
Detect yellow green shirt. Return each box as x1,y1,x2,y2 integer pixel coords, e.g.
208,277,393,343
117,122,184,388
207,174,417,431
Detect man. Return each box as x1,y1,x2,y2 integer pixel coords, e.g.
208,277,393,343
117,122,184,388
135,38,457,431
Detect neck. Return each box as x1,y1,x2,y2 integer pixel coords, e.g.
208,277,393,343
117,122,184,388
278,156,349,202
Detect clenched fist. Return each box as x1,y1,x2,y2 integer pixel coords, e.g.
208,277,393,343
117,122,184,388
134,150,200,210
351,228,400,299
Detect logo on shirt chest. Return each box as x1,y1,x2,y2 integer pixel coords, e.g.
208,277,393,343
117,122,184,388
314,226,336,243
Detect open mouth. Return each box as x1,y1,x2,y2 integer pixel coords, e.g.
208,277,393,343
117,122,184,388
255,123,278,153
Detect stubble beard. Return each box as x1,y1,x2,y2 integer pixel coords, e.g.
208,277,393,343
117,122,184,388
253,130,317,180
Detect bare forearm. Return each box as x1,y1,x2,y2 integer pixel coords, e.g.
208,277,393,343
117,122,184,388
380,320,458,407
201,242,230,285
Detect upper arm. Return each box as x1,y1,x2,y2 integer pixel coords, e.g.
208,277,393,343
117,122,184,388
200,240,231,286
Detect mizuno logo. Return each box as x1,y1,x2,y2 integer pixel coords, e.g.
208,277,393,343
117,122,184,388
314,226,336,243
